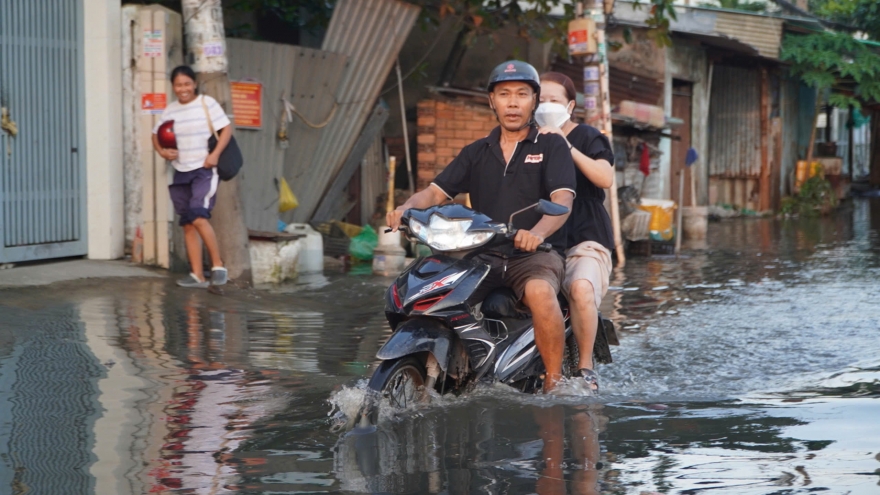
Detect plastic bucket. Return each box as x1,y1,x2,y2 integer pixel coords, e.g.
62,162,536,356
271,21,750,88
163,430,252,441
284,223,324,273
681,206,708,241
639,198,676,241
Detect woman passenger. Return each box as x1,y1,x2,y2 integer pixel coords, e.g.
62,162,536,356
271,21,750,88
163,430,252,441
536,72,615,391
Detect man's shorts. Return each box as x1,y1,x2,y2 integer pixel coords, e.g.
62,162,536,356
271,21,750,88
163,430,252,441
562,241,612,309
169,168,219,226
469,251,565,306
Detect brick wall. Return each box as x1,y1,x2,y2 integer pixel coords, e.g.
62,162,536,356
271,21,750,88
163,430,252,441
416,99,498,191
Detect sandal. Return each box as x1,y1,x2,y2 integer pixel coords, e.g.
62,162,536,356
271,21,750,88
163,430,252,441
574,368,599,392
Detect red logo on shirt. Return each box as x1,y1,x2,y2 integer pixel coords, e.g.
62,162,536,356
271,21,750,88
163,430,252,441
524,153,544,164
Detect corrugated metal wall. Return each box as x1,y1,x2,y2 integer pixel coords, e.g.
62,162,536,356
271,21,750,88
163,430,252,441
714,12,782,60
227,40,349,231
550,59,665,107
286,0,420,223
361,136,385,226
708,65,762,178
0,0,88,262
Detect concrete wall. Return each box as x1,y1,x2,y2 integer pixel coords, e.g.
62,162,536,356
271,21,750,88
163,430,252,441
84,0,124,259
121,6,184,269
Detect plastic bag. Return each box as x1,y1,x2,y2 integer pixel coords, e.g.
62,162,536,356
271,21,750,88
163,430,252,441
349,225,378,261
278,177,299,213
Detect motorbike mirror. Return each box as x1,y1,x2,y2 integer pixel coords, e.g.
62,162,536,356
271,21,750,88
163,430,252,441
535,199,569,217
508,200,571,228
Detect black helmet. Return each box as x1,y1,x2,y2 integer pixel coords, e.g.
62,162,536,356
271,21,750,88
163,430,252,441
487,60,541,96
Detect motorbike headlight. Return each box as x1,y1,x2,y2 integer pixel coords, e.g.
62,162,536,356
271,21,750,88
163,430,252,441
410,215,494,251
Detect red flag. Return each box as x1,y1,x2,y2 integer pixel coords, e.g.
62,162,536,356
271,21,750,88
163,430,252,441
639,143,650,176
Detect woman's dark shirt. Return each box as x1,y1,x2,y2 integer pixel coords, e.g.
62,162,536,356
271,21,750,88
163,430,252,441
565,124,615,251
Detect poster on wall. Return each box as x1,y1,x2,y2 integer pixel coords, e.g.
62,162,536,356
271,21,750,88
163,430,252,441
141,93,167,115
230,81,262,129
143,30,163,57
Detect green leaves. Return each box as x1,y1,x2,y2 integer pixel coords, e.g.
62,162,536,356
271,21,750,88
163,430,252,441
224,0,336,36
781,31,880,106
633,0,678,47
699,0,767,13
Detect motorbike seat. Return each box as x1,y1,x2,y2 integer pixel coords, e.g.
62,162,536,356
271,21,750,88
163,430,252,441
482,288,571,319
481,288,526,319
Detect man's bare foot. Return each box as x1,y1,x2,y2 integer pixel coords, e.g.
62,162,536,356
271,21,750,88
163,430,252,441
543,373,564,393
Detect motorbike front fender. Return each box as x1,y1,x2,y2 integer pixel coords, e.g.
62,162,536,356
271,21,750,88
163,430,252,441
376,318,454,372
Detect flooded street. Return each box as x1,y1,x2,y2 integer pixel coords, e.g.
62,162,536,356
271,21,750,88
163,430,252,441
1,199,879,494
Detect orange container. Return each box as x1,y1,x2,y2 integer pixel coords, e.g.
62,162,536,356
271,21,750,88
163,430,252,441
568,18,597,56
795,160,825,189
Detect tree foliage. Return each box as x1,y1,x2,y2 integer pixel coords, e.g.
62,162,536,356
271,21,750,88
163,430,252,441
129,0,685,59
810,0,880,40
699,0,767,13
631,0,679,47
781,30,880,109
224,0,335,36
415,0,677,51
123,0,334,38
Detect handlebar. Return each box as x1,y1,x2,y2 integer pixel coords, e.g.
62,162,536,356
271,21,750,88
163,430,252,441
507,230,553,253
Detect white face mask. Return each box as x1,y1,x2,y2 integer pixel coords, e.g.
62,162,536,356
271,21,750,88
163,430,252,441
535,101,572,128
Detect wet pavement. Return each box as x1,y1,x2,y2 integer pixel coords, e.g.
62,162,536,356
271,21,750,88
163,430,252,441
0,199,879,494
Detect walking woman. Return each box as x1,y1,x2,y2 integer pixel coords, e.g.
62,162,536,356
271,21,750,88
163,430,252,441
152,65,232,288
536,72,615,390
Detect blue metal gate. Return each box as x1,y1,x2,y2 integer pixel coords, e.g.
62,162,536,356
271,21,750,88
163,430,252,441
0,0,87,263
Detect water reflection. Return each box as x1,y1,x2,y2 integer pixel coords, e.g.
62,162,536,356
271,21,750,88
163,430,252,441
0,199,876,493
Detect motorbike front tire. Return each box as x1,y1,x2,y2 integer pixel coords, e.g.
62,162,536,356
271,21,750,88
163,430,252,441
361,356,428,425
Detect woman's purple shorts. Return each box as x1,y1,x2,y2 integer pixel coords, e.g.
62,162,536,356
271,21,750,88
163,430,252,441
169,167,219,226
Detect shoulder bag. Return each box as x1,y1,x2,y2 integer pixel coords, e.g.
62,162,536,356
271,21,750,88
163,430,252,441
201,96,243,181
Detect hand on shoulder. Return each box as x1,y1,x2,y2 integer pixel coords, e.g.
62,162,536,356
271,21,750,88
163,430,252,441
538,125,565,138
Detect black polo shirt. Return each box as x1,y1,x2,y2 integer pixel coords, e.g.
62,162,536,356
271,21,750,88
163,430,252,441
431,125,576,253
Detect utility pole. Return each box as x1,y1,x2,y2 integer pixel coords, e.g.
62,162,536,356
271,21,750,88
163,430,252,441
573,0,625,265
181,0,253,285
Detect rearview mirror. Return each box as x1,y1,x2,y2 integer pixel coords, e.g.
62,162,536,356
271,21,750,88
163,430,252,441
535,199,569,217
508,200,570,227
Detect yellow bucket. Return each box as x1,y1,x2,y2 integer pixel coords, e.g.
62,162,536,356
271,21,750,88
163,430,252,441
639,198,676,242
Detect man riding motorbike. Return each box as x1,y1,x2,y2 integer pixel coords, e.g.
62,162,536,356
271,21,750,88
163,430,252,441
387,60,576,393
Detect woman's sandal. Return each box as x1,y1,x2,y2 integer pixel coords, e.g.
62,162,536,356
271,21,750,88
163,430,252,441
574,368,599,392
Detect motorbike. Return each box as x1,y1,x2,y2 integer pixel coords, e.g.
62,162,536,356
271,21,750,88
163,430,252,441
357,200,618,425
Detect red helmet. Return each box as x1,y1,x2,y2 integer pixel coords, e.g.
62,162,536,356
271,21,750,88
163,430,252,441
157,120,177,149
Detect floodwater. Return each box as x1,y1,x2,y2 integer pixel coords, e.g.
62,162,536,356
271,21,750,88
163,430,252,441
0,200,879,495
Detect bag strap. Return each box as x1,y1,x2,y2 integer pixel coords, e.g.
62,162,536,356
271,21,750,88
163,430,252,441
200,95,219,140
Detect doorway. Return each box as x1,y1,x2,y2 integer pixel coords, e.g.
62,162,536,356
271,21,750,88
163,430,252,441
670,80,693,207
0,0,87,262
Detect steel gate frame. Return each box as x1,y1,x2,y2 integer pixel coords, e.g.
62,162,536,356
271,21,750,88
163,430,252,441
0,0,88,263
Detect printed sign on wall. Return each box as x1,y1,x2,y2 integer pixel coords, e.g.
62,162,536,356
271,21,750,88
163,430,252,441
143,30,163,57
141,93,167,115
230,81,262,129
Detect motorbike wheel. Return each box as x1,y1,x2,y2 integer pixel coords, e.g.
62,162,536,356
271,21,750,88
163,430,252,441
562,333,579,378
361,356,427,425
